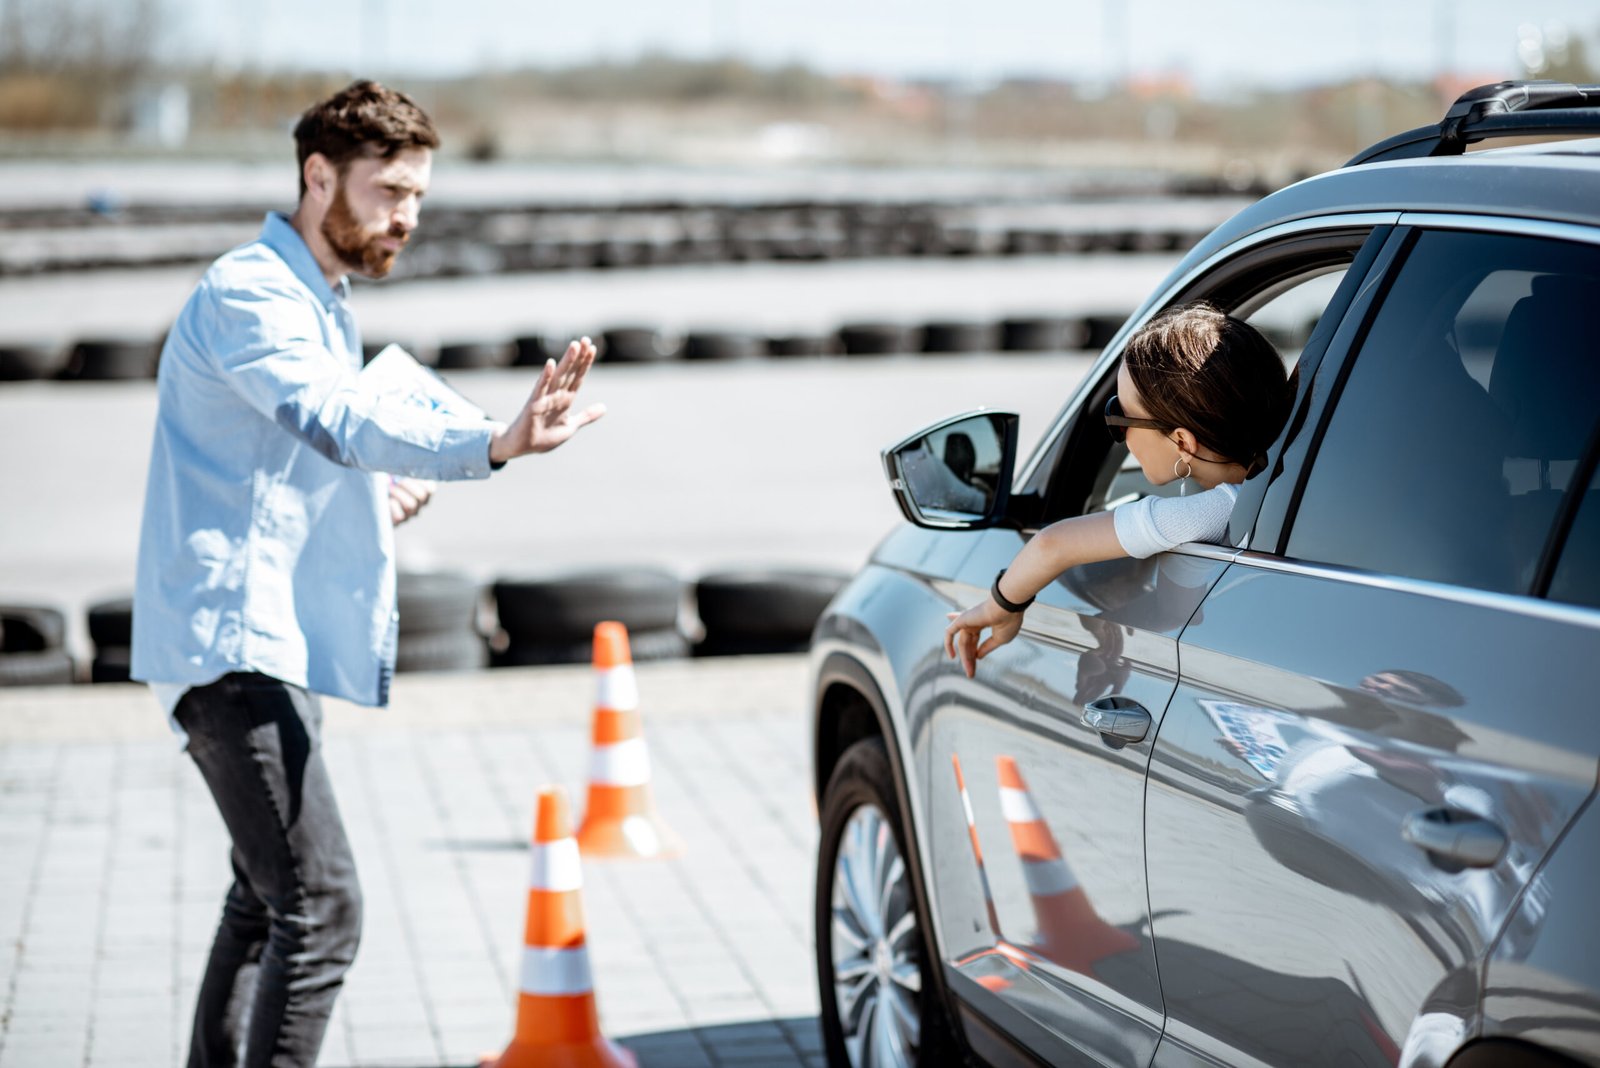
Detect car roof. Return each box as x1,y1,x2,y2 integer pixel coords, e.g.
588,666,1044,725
1181,138,1600,274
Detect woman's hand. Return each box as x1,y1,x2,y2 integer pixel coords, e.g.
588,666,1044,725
944,597,1024,679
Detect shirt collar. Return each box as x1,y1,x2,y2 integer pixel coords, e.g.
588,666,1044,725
260,212,350,310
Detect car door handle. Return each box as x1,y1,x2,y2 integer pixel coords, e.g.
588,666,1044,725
1401,807,1507,870
1082,697,1151,749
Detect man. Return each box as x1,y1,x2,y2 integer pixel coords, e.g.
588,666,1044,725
130,81,603,1067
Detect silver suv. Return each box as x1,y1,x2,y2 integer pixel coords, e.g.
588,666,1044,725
809,82,1600,1068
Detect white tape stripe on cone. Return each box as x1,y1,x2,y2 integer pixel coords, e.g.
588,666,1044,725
529,839,582,893
1022,857,1080,897
958,785,977,827
520,946,595,997
998,785,1043,824
590,737,651,787
595,665,639,711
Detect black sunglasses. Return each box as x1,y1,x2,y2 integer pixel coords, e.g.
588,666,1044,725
1103,394,1173,443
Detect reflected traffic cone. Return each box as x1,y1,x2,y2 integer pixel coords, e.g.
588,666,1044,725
950,754,1003,938
482,788,635,1068
576,622,683,859
995,756,1137,973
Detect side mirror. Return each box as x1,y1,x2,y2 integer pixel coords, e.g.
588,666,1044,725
882,410,1020,530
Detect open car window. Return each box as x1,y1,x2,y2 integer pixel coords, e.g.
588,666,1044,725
1080,265,1349,517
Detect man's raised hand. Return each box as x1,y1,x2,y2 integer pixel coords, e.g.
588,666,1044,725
489,338,606,464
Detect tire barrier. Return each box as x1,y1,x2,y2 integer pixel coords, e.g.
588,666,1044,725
1001,316,1091,352
61,338,158,381
86,596,133,683
768,333,837,358
922,321,1002,354
395,571,488,674
693,568,849,657
598,327,682,364
839,322,922,356
492,567,685,667
682,331,768,361
436,340,513,371
16,307,1137,390
0,604,74,687
0,342,66,381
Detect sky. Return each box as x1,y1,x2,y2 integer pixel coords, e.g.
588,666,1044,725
172,0,1600,89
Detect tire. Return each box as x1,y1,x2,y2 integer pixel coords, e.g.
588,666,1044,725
513,334,556,366
0,342,66,381
816,738,957,1068
395,630,488,673
770,334,837,358
601,327,682,363
491,627,689,667
683,332,768,361
0,605,67,652
695,569,848,645
436,341,511,370
1000,316,1089,352
90,645,130,684
0,650,75,687
63,338,158,381
397,571,483,636
87,597,134,648
920,322,1000,354
1083,313,1131,351
840,323,921,357
692,634,810,658
493,568,684,645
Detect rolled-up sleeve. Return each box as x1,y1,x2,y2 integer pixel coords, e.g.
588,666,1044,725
206,279,499,480
1112,483,1240,559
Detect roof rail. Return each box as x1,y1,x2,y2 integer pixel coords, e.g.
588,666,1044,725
1346,80,1600,167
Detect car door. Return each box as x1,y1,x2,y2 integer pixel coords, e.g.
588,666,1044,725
921,221,1388,1068
1148,221,1600,1068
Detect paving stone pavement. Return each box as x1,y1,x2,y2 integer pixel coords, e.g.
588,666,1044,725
0,657,826,1068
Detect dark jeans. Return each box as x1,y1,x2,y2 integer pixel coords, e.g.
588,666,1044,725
176,673,362,1068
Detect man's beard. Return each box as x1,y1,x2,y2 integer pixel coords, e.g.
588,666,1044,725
321,183,406,279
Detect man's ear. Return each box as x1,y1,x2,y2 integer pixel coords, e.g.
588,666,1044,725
303,153,336,206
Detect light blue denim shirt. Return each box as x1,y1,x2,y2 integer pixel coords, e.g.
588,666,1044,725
132,212,500,710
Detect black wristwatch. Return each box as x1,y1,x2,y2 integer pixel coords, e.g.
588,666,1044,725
991,569,1035,613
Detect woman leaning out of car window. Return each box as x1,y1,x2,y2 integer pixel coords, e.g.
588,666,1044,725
943,302,1295,677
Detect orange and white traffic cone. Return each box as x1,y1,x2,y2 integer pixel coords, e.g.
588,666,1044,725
995,756,1136,974
951,754,1017,993
575,622,683,860
482,787,636,1068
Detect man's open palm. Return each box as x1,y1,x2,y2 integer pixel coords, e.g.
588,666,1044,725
490,338,606,463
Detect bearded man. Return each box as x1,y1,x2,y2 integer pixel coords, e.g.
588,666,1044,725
131,81,603,1068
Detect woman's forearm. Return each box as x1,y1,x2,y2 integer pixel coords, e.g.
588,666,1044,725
996,511,1125,604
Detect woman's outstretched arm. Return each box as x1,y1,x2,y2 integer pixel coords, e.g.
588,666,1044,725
943,510,1126,677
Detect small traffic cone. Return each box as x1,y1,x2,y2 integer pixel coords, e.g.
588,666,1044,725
995,756,1137,973
482,788,636,1068
575,622,683,859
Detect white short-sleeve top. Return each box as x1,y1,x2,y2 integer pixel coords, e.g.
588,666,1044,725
1112,482,1241,559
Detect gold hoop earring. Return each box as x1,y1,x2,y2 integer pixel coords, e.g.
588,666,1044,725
1174,457,1193,496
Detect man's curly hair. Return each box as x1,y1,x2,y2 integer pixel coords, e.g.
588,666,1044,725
292,81,440,198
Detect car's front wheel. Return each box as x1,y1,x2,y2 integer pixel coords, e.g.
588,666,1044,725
816,737,952,1068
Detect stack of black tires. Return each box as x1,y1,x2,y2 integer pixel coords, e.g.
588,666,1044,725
0,605,74,686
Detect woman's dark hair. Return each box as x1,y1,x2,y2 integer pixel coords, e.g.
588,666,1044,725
1121,302,1296,477
292,80,440,198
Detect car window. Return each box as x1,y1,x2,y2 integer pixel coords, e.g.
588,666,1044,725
1284,229,1600,595
1547,463,1600,609
1084,267,1347,515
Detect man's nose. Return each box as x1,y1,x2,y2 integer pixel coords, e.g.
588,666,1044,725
392,196,421,232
